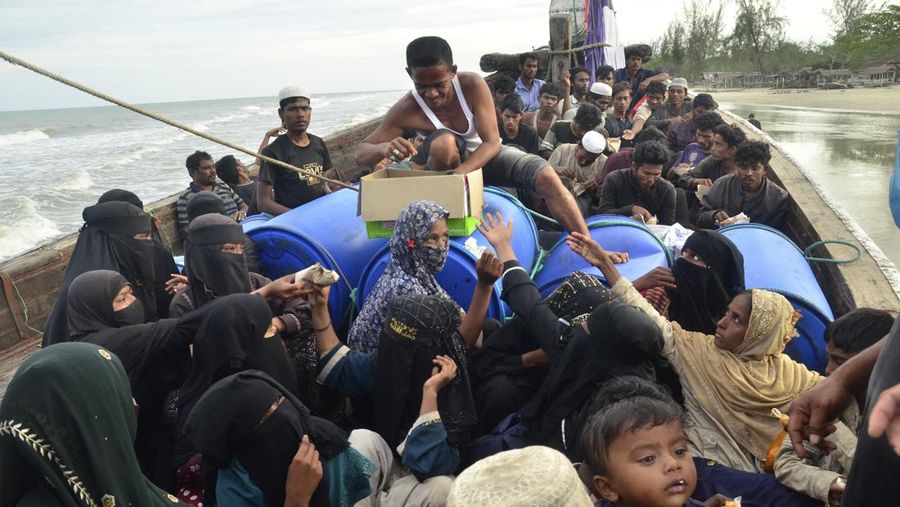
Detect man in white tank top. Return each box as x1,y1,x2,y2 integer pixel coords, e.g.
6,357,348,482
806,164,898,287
356,36,590,237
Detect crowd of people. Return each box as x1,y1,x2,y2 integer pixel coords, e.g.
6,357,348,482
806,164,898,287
3,35,900,507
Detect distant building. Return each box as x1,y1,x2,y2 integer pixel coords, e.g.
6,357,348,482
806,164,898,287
861,64,898,83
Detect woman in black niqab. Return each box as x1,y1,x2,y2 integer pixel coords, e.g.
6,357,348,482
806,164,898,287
186,371,371,507
173,294,300,471
183,213,252,309
373,294,477,451
98,189,181,318
667,230,745,335
66,269,211,490
42,200,157,346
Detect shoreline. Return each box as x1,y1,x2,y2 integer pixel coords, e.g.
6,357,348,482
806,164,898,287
701,86,900,115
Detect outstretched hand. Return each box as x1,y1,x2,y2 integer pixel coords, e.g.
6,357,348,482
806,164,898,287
566,232,607,267
475,250,503,285
478,212,515,262
307,283,331,310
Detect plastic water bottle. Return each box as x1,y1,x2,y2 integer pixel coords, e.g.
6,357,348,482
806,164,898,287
892,131,900,228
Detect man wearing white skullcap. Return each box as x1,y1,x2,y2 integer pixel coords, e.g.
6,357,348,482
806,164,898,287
563,81,614,121
256,85,333,216
447,446,594,507
548,129,608,214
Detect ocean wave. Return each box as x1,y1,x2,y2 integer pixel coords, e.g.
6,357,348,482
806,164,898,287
57,168,95,191
0,196,61,261
348,103,393,126
0,129,51,147
241,105,263,112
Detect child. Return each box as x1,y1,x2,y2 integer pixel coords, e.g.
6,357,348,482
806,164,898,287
823,307,894,376
773,308,894,505
579,394,706,507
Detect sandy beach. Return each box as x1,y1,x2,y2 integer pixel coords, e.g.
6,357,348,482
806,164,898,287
704,86,900,114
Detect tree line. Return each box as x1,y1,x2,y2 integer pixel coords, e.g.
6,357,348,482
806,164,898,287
650,0,900,78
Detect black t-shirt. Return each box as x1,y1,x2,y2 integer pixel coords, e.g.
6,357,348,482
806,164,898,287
499,122,541,155
550,121,579,145
259,134,332,209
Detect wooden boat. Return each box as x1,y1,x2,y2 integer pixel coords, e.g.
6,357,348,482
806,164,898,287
1,10,898,393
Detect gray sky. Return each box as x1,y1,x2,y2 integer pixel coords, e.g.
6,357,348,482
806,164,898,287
0,0,880,111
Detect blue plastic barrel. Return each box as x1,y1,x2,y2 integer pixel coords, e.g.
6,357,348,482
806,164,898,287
357,187,540,320
533,215,672,297
720,224,834,373
245,188,388,326
240,213,273,235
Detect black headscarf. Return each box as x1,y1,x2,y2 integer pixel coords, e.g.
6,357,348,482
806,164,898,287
186,371,353,507
668,230,745,335
97,189,180,318
98,188,144,208
43,201,155,346
186,191,227,223
521,299,664,454
471,271,613,381
0,343,188,507
373,294,476,451
175,294,299,455
184,214,251,309
65,269,201,490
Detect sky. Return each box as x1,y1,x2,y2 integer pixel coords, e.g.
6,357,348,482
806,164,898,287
0,0,888,111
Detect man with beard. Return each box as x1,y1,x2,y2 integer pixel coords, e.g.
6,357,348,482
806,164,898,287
559,66,591,116
515,52,546,112
697,141,789,229
355,36,589,236
666,93,719,152
257,86,333,215
597,140,677,225
647,78,693,131
677,122,746,191
176,151,247,237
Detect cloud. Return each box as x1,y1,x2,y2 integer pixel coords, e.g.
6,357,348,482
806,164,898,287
0,0,862,111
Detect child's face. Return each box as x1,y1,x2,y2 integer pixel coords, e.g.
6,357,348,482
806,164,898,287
594,421,696,507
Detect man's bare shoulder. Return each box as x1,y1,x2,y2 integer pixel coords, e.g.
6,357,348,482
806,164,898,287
382,92,429,129
458,72,489,92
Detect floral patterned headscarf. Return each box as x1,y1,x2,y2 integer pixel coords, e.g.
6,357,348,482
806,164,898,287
348,201,457,352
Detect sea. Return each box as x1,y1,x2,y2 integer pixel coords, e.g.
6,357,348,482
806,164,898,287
0,93,898,271
0,91,404,261
720,102,900,268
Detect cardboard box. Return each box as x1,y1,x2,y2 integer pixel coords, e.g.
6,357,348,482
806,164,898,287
360,168,484,238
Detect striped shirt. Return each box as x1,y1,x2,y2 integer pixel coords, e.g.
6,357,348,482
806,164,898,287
176,181,245,232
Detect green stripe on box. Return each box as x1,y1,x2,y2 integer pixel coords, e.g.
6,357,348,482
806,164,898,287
366,216,479,239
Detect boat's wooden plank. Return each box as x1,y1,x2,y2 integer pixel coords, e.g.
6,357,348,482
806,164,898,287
0,338,40,402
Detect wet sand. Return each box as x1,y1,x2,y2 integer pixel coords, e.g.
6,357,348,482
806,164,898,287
706,86,900,115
